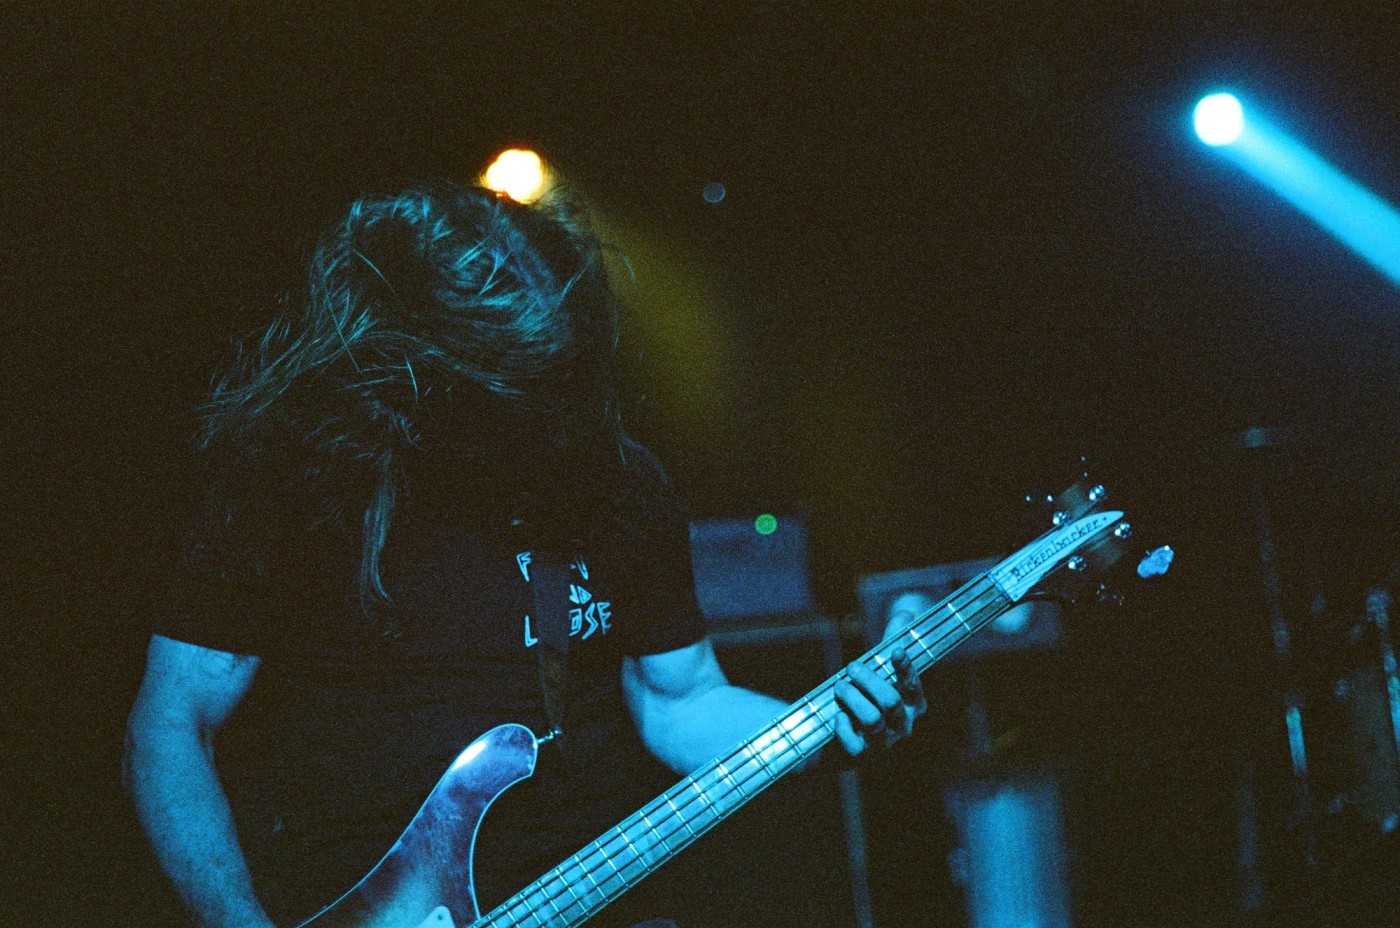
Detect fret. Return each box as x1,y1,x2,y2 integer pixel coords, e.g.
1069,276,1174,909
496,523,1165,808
690,779,719,819
945,600,972,633
747,726,775,756
795,706,822,739
746,738,778,778
502,896,538,928
714,760,747,800
638,809,669,857
663,794,696,837
575,859,602,895
560,873,586,915
577,862,608,914
803,697,831,735
615,843,653,886
751,718,801,766
869,653,895,684
614,824,657,881
598,843,627,891
774,712,805,761
906,624,934,664
503,893,542,928
536,884,566,925
615,822,643,864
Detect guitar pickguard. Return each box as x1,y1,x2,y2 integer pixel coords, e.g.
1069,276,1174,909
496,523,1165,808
415,907,455,928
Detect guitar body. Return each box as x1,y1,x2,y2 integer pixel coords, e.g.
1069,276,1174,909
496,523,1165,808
298,724,539,928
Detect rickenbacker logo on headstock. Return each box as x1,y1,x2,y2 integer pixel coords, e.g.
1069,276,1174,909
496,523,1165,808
990,511,1123,600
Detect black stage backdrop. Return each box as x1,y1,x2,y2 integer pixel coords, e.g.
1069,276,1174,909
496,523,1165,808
7,5,1399,927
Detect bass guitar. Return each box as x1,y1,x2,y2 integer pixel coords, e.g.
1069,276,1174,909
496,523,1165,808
299,480,1172,928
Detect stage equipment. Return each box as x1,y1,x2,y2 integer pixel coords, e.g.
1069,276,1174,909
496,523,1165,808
1233,424,1320,909
945,776,1072,928
1313,587,1400,839
482,148,549,203
690,513,817,625
1192,91,1400,286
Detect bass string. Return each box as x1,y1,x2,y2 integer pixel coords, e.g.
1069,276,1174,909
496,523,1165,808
486,576,1014,928
487,577,1012,928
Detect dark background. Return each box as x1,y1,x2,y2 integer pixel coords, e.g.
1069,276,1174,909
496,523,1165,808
6,4,1399,926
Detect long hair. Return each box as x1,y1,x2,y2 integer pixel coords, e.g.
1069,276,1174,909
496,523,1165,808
200,181,626,620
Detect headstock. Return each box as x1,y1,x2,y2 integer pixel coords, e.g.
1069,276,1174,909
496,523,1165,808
993,469,1173,608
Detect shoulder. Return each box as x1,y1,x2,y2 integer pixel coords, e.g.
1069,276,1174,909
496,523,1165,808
129,635,261,731
611,436,691,537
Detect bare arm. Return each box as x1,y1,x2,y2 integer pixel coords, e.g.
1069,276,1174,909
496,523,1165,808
125,635,274,928
622,638,788,775
623,634,927,776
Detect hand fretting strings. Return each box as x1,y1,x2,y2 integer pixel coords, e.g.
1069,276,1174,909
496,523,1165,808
478,573,1014,928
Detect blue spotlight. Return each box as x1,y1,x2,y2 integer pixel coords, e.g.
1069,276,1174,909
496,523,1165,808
1196,94,1400,287
1194,93,1244,146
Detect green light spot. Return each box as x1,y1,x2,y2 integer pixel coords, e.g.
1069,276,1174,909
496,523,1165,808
754,513,778,535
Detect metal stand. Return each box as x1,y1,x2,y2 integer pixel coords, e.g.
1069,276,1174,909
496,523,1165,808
945,666,1072,928
1236,426,1318,915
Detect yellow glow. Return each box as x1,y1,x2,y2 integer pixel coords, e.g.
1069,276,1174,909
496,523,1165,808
483,148,549,203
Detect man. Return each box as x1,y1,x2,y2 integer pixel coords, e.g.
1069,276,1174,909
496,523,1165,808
126,181,924,928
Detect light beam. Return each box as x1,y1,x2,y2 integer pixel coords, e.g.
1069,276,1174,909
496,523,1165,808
1195,93,1400,287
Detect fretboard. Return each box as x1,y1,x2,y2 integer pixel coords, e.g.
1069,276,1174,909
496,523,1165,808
475,573,1013,928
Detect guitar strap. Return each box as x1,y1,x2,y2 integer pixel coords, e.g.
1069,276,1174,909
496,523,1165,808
528,548,572,757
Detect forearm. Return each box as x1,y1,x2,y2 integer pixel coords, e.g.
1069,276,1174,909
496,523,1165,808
126,727,275,928
639,682,792,775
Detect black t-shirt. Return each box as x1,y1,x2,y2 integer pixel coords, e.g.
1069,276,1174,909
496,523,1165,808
157,442,707,926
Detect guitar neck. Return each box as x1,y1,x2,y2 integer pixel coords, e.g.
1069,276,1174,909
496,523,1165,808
476,574,1013,928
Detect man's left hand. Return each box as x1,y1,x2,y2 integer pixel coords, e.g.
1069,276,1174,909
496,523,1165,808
833,648,927,756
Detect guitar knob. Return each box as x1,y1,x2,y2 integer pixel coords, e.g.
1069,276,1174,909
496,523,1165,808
1113,521,1133,539
1067,556,1087,571
1052,510,1070,527
1089,484,1107,503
